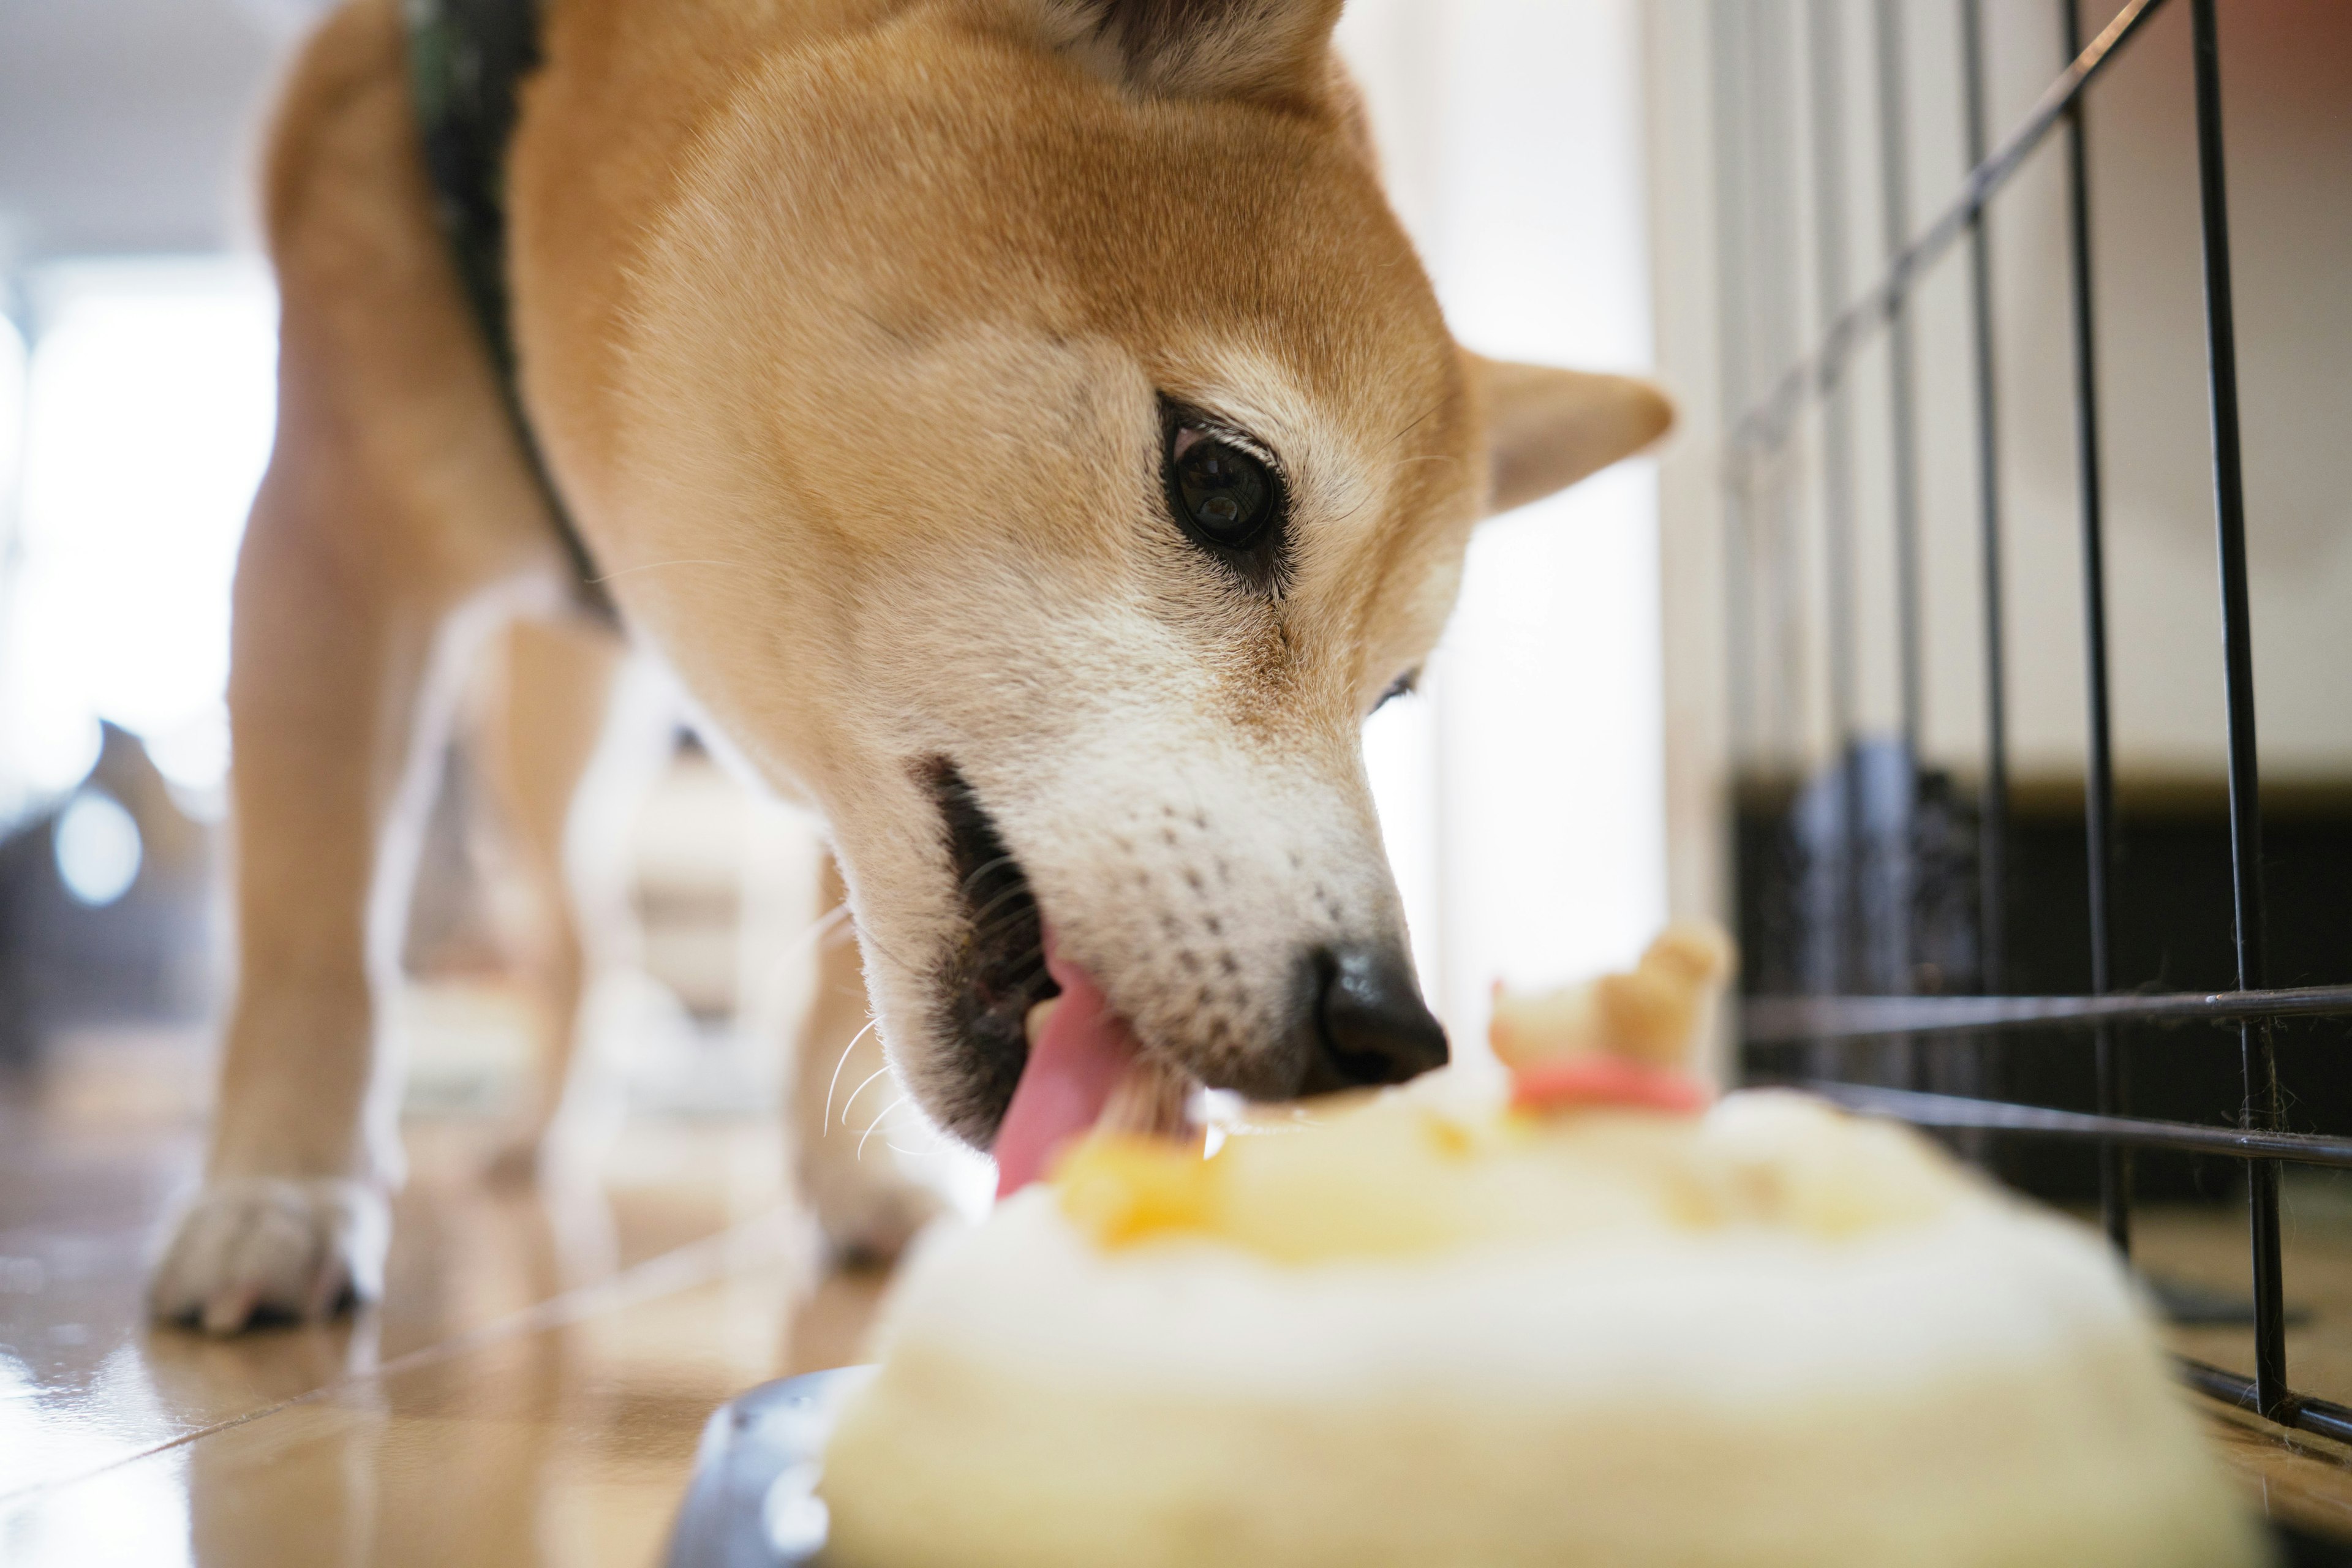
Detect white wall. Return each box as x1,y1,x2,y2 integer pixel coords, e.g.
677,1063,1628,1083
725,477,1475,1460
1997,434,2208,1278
1341,0,1669,1044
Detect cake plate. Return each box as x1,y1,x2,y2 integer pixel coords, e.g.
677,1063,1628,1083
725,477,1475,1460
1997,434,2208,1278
664,1367,2352,1568
667,1367,874,1568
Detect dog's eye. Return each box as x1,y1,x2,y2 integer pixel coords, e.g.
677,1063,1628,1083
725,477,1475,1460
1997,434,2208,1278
1167,424,1278,552
1373,670,1418,712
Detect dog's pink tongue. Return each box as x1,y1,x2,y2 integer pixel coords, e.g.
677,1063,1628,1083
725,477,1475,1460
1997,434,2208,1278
994,940,1139,1200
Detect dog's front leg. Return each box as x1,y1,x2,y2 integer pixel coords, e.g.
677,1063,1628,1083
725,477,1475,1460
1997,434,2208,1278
470,617,641,1185
144,0,615,1331
148,439,521,1333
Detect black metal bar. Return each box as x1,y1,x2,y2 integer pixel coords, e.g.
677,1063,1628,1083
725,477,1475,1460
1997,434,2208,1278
1727,0,2169,463
1742,982,2352,1043
2188,0,2286,1423
2059,0,2130,1257
1960,0,2007,997
1787,1082,2352,1169
2179,1361,2352,1447
1872,0,1925,760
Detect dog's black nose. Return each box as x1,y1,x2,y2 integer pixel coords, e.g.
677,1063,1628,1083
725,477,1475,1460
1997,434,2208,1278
1302,944,1449,1093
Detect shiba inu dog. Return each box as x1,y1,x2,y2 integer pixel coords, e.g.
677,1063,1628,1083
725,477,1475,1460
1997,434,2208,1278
150,0,1669,1332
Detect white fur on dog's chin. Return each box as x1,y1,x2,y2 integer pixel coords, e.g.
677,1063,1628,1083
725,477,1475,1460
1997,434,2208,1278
149,1177,391,1335
802,635,1416,1143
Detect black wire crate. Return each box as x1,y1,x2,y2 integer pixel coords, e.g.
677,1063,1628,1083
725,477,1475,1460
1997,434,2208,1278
1707,0,2352,1450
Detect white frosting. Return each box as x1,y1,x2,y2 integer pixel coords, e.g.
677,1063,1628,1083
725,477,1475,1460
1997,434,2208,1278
878,1188,2139,1406
821,1088,2261,1568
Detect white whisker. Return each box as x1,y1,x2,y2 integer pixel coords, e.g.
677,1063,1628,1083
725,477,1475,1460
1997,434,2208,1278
848,921,917,974
858,1095,909,1161
821,1016,881,1131
748,903,859,1002
886,1120,952,1157
791,902,853,959
839,1061,891,1128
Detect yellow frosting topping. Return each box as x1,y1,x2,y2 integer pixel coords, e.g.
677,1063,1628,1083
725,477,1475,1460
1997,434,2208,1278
1057,1134,1224,1248
1054,1085,1967,1264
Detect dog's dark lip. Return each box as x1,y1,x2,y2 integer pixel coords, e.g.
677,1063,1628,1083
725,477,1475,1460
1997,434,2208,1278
919,758,1058,1147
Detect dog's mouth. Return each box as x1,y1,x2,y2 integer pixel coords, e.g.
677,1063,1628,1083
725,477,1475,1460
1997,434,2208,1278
925,760,1056,1140
922,760,1185,1196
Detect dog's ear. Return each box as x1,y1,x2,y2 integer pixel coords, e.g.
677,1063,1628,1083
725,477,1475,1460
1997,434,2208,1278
1466,351,1675,517
1028,0,1345,105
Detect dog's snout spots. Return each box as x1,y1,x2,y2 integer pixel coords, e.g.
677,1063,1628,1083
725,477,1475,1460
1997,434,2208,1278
1079,794,1395,1099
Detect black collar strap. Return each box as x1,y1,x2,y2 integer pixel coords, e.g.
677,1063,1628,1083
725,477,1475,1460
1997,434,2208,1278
407,0,613,619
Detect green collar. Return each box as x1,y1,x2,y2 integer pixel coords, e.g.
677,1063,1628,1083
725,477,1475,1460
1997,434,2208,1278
407,0,611,616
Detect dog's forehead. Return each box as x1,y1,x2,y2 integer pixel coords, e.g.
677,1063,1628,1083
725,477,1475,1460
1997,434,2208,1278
644,26,1483,636
743,29,1460,433
1039,124,1450,415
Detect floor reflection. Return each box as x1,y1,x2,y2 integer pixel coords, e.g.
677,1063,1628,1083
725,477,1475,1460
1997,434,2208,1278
1,1027,892,1567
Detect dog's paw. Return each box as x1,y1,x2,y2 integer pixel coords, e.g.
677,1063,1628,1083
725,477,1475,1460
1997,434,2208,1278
149,1177,391,1335
804,1167,948,1267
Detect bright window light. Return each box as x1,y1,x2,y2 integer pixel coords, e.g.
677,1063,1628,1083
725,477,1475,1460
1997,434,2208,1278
0,314,23,500
1360,686,1441,1001
1344,0,1666,1043
55,789,143,907
0,257,276,816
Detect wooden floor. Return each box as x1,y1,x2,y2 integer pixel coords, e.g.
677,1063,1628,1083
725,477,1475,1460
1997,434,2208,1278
2125,1174,2352,1539
0,1027,891,1567
6,1028,2352,1562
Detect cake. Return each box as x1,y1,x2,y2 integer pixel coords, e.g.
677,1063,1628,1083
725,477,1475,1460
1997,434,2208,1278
819,928,2261,1567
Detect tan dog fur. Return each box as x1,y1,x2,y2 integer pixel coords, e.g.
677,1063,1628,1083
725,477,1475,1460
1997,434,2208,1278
151,0,1669,1330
